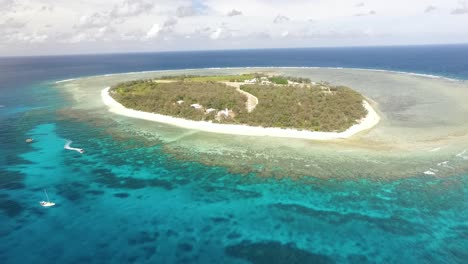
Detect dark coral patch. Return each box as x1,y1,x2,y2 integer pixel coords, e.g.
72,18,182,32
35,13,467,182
114,192,130,198
178,243,193,252
225,240,335,264
142,246,157,259
92,168,174,190
166,229,179,237
210,217,230,223
0,170,26,190
127,231,159,245
227,232,242,240
271,203,425,236
0,198,24,217
55,183,84,201
86,190,104,196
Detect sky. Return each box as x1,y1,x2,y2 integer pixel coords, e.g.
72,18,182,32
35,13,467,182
1,0,468,56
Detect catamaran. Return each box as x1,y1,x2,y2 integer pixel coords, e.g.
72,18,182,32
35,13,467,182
40,189,55,207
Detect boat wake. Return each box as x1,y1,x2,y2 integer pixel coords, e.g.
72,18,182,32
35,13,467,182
64,140,84,153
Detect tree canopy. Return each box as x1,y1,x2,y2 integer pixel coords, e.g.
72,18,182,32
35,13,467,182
110,74,367,132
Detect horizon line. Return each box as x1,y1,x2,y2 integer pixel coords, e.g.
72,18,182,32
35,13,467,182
2,42,468,59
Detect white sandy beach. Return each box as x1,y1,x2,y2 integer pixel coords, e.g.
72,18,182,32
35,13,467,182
101,87,380,140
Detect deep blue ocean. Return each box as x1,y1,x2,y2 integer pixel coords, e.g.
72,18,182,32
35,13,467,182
1,45,467,263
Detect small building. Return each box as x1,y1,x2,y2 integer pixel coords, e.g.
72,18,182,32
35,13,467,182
261,80,271,85
176,100,184,104
190,103,203,109
244,78,257,84
205,108,216,114
217,108,230,117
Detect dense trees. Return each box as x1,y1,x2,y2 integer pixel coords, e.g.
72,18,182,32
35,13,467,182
110,75,367,132
237,84,366,131
111,80,247,121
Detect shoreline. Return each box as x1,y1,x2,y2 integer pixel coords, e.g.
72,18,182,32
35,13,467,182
101,87,380,140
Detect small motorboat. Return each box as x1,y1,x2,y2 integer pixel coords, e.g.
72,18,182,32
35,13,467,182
64,140,84,154
26,138,33,143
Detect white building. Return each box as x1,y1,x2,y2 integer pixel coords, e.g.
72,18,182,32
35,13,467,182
206,108,216,113
244,78,257,84
217,108,230,117
176,100,184,104
190,103,203,109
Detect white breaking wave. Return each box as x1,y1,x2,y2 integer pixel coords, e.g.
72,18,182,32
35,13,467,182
456,150,468,160
429,147,441,152
68,66,466,83
64,140,84,153
55,78,76,84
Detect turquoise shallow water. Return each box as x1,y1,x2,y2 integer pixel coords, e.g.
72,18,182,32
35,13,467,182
1,48,468,263
1,117,467,263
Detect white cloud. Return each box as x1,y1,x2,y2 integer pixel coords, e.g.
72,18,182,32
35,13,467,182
164,17,178,27
1,0,468,56
0,0,17,12
144,23,161,40
0,17,26,31
111,0,154,18
424,5,437,13
451,1,468,14
227,9,242,16
176,6,198,17
76,13,109,29
27,32,48,43
355,10,377,16
210,28,222,39
273,15,290,24
68,33,87,44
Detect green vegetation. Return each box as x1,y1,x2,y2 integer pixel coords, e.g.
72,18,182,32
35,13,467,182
159,74,256,82
237,85,366,131
268,76,289,85
111,80,247,121
110,74,367,132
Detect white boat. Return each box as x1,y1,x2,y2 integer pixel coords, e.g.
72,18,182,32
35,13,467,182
40,189,55,207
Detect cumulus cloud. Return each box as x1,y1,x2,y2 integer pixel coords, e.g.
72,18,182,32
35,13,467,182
451,1,468,14
26,32,49,43
110,0,154,18
424,5,437,13
176,6,198,17
76,13,109,29
227,9,242,16
273,15,290,24
354,10,376,16
0,0,17,12
163,17,177,27
210,28,223,39
40,5,54,12
68,33,88,44
144,24,161,40
0,17,26,31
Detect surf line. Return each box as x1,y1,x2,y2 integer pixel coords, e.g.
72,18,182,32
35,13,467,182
64,140,84,153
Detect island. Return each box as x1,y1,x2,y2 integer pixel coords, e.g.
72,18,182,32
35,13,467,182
101,73,380,140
